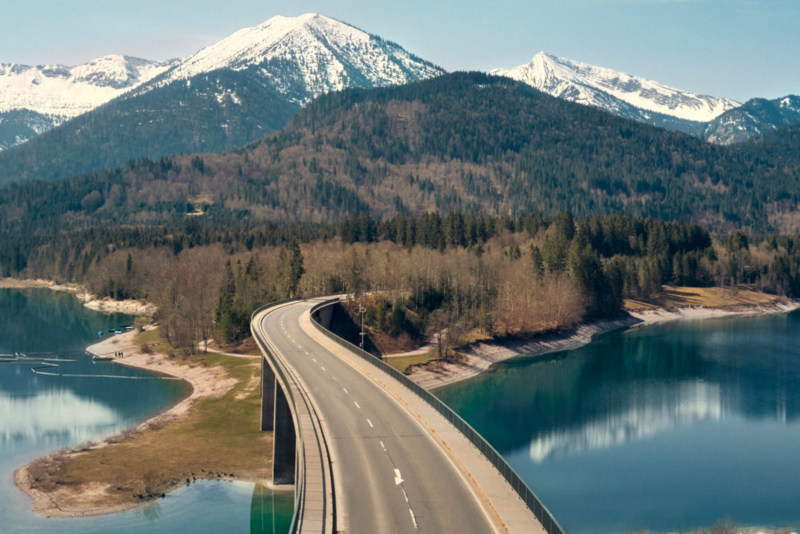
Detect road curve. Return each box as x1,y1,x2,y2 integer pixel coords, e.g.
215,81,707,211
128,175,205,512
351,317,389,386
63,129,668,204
254,297,546,533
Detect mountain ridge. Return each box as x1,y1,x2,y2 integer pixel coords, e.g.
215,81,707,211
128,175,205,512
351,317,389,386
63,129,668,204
492,52,739,127
703,95,800,144
0,13,444,185
4,73,799,235
0,55,176,151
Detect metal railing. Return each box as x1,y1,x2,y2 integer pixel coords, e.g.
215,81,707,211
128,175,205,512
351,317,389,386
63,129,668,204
250,299,303,533
309,298,565,534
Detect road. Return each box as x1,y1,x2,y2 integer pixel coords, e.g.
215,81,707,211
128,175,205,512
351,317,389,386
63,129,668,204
255,299,501,533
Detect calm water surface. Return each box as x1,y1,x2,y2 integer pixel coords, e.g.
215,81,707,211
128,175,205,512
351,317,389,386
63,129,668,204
438,312,800,533
0,288,292,533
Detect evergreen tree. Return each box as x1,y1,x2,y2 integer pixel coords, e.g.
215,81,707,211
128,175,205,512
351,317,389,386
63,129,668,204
284,239,306,298
552,211,576,241
529,245,544,280
542,231,570,273
215,260,237,344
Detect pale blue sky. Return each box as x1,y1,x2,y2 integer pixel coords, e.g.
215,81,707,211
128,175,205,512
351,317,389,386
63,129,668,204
1,0,798,102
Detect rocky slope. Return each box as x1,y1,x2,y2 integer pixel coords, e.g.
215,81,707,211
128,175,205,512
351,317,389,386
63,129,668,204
702,95,800,144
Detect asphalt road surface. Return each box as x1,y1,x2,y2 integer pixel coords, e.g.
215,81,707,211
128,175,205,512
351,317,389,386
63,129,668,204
255,300,500,534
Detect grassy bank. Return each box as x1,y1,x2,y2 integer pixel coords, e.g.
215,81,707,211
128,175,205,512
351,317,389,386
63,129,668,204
18,329,275,517
624,284,782,311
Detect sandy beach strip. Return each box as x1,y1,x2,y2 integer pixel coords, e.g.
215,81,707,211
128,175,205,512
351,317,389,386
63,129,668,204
0,277,156,316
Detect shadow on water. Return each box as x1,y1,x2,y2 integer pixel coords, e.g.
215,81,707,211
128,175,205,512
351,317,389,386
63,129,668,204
141,501,162,522
250,484,293,534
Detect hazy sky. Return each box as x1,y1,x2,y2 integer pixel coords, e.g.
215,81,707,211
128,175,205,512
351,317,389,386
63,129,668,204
1,0,798,102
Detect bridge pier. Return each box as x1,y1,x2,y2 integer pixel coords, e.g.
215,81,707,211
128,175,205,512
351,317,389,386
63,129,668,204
261,357,276,431
315,303,334,330
261,356,297,485
272,381,297,486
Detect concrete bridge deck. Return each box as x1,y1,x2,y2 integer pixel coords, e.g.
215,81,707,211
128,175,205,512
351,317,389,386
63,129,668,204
252,297,559,533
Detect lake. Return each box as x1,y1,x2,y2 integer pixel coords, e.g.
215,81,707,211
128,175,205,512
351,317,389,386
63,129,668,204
438,312,800,533
0,288,292,533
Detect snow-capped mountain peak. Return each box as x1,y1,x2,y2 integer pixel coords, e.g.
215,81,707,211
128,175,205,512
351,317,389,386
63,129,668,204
0,54,176,118
161,13,444,104
493,52,740,124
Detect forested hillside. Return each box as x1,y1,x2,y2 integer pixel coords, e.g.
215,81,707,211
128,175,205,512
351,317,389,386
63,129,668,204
4,208,800,356
0,69,300,186
2,73,800,234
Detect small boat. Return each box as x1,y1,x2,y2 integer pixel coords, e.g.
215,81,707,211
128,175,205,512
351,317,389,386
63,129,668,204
92,354,114,361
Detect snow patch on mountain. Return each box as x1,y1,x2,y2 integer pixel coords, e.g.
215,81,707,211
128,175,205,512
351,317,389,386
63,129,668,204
158,13,444,104
0,55,176,119
493,52,740,124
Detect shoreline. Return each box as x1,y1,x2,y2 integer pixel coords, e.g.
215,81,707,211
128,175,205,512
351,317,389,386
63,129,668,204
0,277,156,316
13,329,243,519
408,300,800,391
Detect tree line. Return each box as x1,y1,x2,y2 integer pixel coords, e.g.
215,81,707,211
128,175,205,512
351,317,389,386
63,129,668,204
4,210,799,358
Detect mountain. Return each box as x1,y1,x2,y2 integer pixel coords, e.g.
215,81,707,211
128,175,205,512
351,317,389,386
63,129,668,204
702,95,800,144
492,52,740,133
0,13,444,186
154,13,443,105
0,55,175,150
4,73,800,235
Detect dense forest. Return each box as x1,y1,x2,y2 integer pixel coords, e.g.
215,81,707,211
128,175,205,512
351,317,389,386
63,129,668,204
4,210,800,357
2,73,800,233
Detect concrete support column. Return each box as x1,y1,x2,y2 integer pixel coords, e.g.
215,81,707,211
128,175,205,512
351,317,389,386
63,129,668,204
261,357,276,431
316,303,335,329
272,381,297,486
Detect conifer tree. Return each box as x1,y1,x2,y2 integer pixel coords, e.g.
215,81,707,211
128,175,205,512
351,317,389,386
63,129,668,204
215,260,237,344
529,245,544,280
284,239,305,298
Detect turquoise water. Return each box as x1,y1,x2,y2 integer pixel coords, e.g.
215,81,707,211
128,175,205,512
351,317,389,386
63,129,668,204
0,288,292,533
438,312,800,533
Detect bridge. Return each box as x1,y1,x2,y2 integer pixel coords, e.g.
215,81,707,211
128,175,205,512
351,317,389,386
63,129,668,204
251,297,563,534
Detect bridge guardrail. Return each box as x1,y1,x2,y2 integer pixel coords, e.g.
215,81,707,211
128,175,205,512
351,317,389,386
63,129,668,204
250,299,303,534
309,298,565,534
